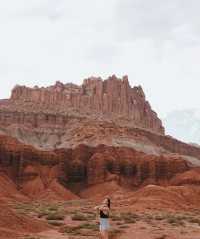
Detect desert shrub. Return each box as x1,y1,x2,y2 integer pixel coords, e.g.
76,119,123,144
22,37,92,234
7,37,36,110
71,213,88,221
121,212,139,219
116,222,124,225
62,225,77,234
110,214,122,221
119,224,130,229
120,212,138,224
166,215,184,226
145,214,154,220
167,217,177,224
23,236,41,239
79,223,99,231
64,199,87,207
188,217,200,224
37,208,50,218
48,205,59,211
109,228,124,239
81,211,96,220
155,235,167,239
123,217,136,224
62,223,98,236
47,220,64,226
46,212,65,220
155,215,165,221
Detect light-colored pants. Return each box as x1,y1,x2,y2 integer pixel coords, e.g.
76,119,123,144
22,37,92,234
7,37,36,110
100,218,110,231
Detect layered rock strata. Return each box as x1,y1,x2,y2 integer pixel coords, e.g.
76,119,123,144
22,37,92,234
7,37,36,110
0,135,191,197
4,75,164,134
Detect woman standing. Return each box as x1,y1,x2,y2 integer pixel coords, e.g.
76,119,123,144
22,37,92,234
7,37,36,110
94,197,111,239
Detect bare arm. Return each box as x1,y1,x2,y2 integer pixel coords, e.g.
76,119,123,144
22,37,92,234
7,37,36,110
94,205,100,210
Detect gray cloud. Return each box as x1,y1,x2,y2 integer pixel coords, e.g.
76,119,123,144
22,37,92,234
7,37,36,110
115,0,200,45
0,0,200,117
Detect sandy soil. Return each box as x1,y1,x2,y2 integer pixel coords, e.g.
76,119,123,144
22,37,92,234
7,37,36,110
11,197,200,239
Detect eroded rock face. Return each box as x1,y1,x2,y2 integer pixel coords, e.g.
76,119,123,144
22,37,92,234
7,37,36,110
0,135,78,200
2,75,200,161
5,75,164,134
0,135,191,198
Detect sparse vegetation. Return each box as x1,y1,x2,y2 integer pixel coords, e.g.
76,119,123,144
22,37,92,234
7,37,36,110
14,200,200,239
110,214,122,221
46,212,65,221
109,228,124,239
187,217,200,225
23,236,42,239
61,222,99,236
155,215,165,221
47,220,64,226
119,224,130,229
120,212,139,224
71,213,88,221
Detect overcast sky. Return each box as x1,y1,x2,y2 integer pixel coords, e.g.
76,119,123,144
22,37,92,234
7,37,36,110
0,0,200,118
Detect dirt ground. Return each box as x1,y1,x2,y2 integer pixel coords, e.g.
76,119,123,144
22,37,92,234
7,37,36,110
7,198,200,239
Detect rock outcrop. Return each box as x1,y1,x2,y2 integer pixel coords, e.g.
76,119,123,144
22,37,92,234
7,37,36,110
6,75,164,134
0,134,192,199
0,134,78,200
0,113,200,162
3,73,200,239
1,75,200,209
1,75,200,162
170,168,200,186
118,184,200,211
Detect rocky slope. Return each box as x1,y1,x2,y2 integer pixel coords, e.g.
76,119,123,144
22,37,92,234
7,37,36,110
1,76,200,193
1,134,200,239
0,134,195,198
0,134,78,200
0,75,164,142
1,76,200,238
0,202,49,239
1,76,200,164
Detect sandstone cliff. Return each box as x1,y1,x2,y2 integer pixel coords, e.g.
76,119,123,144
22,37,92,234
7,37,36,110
0,134,192,199
1,75,200,163
0,112,200,162
8,75,164,134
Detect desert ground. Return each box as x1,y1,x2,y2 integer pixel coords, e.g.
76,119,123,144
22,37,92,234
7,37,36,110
2,183,200,239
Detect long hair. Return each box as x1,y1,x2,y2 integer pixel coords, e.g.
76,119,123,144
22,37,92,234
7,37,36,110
106,197,111,209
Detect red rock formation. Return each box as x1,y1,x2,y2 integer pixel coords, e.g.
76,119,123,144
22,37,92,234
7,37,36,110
1,75,200,163
8,75,164,134
117,184,200,211
1,109,200,164
0,135,78,200
170,168,200,186
3,78,200,239
84,145,189,187
0,134,193,200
